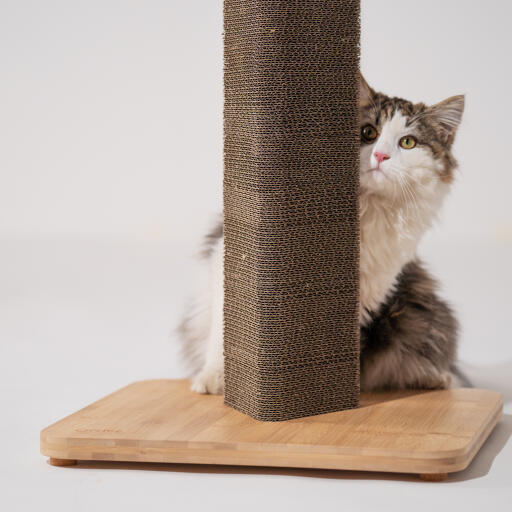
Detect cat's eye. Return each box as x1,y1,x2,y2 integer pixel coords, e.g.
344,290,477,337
399,135,417,149
361,124,378,143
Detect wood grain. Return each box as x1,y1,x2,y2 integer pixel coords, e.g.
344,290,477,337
41,379,502,476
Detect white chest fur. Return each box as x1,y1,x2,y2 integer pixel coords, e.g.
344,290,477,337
359,185,447,325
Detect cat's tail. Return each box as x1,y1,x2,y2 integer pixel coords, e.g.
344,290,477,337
450,363,473,388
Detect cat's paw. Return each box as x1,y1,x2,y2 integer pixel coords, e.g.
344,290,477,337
424,371,452,390
191,367,225,395
439,372,453,389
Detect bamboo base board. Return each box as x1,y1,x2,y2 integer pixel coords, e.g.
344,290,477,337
41,379,502,480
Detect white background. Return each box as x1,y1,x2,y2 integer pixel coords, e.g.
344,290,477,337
1,1,511,511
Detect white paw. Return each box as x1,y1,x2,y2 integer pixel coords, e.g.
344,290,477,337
423,371,452,390
191,367,225,395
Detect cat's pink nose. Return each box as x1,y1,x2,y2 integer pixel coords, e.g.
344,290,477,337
374,151,390,165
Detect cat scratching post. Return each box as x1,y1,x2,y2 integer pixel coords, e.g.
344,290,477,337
223,0,360,420
40,0,502,480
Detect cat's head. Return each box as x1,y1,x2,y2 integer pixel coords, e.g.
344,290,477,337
359,75,464,199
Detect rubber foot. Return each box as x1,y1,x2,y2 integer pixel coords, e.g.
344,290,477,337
419,473,447,482
49,458,77,467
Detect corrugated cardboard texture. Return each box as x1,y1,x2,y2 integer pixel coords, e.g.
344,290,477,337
224,0,360,421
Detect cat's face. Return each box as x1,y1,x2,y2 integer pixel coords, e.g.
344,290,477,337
359,77,464,199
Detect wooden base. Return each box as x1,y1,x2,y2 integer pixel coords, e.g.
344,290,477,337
41,379,502,480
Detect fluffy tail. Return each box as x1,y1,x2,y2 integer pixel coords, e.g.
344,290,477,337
450,363,473,388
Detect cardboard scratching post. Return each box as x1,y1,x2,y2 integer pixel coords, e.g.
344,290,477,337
223,0,360,420
41,0,503,480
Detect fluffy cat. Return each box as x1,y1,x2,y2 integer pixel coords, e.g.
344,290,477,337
178,76,464,394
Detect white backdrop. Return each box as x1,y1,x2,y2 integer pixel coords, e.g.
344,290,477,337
1,2,511,511
1,0,511,243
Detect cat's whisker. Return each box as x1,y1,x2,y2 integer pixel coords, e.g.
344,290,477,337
401,177,422,222
396,173,422,225
395,175,412,221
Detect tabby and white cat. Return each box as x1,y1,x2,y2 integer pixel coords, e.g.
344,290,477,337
178,76,464,394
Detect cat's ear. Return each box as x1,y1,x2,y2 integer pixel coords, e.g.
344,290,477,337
428,95,465,142
359,73,375,108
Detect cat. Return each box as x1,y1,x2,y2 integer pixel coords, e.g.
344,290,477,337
178,75,464,394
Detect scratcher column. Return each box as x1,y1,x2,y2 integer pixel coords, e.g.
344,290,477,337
224,0,360,421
